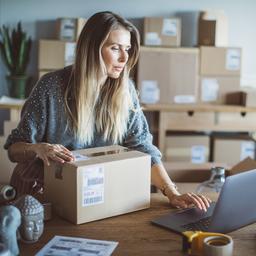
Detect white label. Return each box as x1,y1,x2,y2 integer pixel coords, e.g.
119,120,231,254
65,42,76,66
174,95,196,104
201,78,219,102
145,32,161,45
140,80,160,104
226,49,241,70
191,145,206,163
162,19,177,36
82,165,104,207
240,141,255,160
60,18,76,40
72,152,90,161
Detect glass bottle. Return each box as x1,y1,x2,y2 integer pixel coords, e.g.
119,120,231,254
196,167,226,194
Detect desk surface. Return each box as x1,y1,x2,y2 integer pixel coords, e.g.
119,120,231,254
19,183,256,256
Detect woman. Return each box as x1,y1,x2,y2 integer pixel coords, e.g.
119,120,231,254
4,11,210,211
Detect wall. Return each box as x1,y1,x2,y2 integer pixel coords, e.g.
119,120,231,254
0,0,256,96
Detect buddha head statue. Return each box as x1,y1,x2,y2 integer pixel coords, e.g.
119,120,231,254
14,195,44,243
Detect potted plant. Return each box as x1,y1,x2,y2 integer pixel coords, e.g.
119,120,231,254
0,22,32,99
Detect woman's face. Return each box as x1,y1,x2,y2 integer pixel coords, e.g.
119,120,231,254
101,28,131,79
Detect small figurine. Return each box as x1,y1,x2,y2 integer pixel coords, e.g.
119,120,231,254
14,195,44,243
0,205,21,256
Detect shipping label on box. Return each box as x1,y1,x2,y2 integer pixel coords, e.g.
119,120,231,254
65,42,76,66
145,32,161,45
241,141,255,161
201,78,219,102
191,145,207,163
162,19,177,36
140,80,160,104
226,49,241,71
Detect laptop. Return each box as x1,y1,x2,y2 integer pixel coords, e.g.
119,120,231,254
152,169,256,234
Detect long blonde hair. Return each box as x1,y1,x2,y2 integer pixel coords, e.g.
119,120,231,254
64,11,140,145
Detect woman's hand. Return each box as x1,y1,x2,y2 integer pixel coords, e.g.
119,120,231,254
32,143,74,166
168,192,211,212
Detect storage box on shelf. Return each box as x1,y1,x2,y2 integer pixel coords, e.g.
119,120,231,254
143,17,181,47
137,47,199,104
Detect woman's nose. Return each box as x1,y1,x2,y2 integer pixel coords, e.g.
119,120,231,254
118,50,128,63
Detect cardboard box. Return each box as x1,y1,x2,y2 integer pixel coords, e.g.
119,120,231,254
56,17,87,41
44,145,151,224
213,137,256,165
138,47,199,104
227,157,256,176
226,89,256,107
143,17,181,47
164,135,210,163
38,40,76,70
200,46,241,76
163,162,230,182
199,76,240,104
198,10,228,47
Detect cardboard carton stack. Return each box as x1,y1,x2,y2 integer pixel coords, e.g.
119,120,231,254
38,17,87,79
198,10,242,104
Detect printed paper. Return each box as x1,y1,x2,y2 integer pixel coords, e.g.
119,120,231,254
191,145,206,163
162,19,177,36
201,78,219,102
36,235,118,256
226,49,241,70
82,165,104,207
60,19,76,40
140,80,160,104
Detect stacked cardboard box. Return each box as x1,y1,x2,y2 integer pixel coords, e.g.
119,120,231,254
143,17,181,47
213,136,255,165
137,47,199,104
226,89,256,107
164,135,210,163
199,46,241,104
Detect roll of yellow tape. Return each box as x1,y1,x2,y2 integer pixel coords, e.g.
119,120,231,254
203,235,233,256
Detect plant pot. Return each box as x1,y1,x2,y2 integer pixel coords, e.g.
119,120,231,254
6,75,29,99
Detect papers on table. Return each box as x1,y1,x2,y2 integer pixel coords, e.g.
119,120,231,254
0,96,25,105
35,235,118,256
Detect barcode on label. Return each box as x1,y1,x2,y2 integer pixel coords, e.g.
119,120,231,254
84,196,103,205
87,177,104,186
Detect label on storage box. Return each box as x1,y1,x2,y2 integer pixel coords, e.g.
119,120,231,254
60,18,76,40
145,32,162,45
240,142,255,161
162,19,177,36
174,95,196,104
65,42,76,66
201,78,219,102
226,49,240,70
82,165,104,207
140,80,160,104
191,146,206,163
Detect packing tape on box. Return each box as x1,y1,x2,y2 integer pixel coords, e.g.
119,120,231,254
203,235,233,256
182,231,233,256
0,184,16,202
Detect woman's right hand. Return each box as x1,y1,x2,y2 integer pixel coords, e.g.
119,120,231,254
32,143,74,166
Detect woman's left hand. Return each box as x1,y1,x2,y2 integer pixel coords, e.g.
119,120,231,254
168,193,211,212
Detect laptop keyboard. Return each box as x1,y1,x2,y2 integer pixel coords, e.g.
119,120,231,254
182,216,211,231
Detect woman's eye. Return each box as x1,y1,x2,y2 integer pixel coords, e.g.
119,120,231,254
111,47,119,51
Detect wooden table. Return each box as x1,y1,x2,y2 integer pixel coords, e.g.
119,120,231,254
19,183,256,256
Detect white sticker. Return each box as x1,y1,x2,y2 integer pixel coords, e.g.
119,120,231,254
72,152,90,161
65,42,76,66
240,141,255,160
201,78,219,102
191,145,206,163
174,95,196,104
162,19,177,36
82,165,104,207
226,49,241,70
60,19,76,40
145,32,161,45
140,80,160,104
